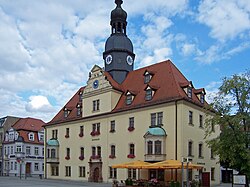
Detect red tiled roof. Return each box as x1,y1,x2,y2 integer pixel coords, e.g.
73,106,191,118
46,87,84,125
47,60,207,126
13,117,45,132
18,130,43,145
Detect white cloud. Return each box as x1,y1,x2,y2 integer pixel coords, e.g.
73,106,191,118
197,0,250,41
25,95,54,113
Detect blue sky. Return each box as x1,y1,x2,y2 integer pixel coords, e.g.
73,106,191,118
0,0,249,122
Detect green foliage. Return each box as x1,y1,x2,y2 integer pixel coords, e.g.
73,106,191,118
205,70,250,177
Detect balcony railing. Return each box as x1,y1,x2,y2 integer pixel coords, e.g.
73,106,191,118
46,157,59,164
144,154,166,162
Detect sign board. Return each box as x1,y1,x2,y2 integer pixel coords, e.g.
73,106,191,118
233,175,246,185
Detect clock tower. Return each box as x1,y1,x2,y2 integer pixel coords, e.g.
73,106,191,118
103,0,135,84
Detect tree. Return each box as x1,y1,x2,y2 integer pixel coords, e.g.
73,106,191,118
205,70,250,185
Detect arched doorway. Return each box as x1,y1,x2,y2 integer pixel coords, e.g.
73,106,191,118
93,167,99,182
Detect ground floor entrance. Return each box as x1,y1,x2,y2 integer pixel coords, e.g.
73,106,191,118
88,161,103,182
25,163,31,177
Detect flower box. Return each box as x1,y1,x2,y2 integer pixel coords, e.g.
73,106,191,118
128,127,135,132
65,156,70,160
79,155,84,160
109,155,116,159
127,154,135,158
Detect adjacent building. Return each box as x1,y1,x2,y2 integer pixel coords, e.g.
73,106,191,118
2,117,45,177
44,0,220,185
0,116,20,176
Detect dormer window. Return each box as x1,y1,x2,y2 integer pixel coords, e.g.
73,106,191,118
64,108,69,118
79,91,83,102
200,94,205,104
29,133,34,141
144,71,152,84
187,87,192,98
126,92,134,105
76,104,82,116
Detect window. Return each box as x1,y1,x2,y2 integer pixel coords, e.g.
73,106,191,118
199,115,203,128
65,166,71,177
128,143,135,158
151,113,156,127
26,146,30,155
188,141,193,156
155,140,162,154
14,162,17,170
211,168,215,181
110,120,115,132
16,146,22,153
188,87,192,98
42,163,44,171
128,117,135,131
109,167,117,179
92,147,96,158
157,112,163,125
10,146,13,155
198,143,203,158
97,146,101,158
79,147,84,160
65,148,70,160
200,94,204,104
10,162,13,170
34,163,39,171
145,89,152,101
52,129,58,139
151,112,163,127
65,128,69,138
147,141,153,155
110,145,116,158
34,147,39,155
93,99,100,111
188,169,192,181
79,126,84,137
64,109,69,118
128,169,136,179
51,149,56,158
42,148,44,156
39,134,44,142
91,123,100,136
51,166,59,176
144,74,151,84
79,166,85,177
211,148,215,159
29,133,34,141
126,94,133,105
189,111,193,125
77,105,81,116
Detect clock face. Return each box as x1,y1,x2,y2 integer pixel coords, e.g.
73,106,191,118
93,80,99,89
105,54,112,65
126,55,133,65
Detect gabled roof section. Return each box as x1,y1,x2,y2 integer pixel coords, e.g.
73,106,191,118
113,60,207,112
46,87,84,125
13,117,45,132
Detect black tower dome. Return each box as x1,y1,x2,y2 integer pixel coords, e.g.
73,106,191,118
103,0,135,84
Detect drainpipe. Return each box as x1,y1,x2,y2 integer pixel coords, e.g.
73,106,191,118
44,127,47,179
175,100,178,180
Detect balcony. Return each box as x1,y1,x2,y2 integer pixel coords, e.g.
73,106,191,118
144,154,166,162
46,157,59,164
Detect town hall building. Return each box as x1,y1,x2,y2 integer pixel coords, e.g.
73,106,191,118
44,0,220,185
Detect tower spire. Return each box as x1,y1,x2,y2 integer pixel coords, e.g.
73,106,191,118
103,0,135,84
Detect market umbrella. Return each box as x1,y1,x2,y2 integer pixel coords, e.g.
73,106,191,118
141,159,203,169
112,160,151,169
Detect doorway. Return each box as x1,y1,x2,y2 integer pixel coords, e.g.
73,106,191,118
26,163,31,177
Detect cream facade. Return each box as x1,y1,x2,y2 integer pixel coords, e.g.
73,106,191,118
44,67,220,185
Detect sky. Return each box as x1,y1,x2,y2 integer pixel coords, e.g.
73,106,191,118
0,0,249,122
